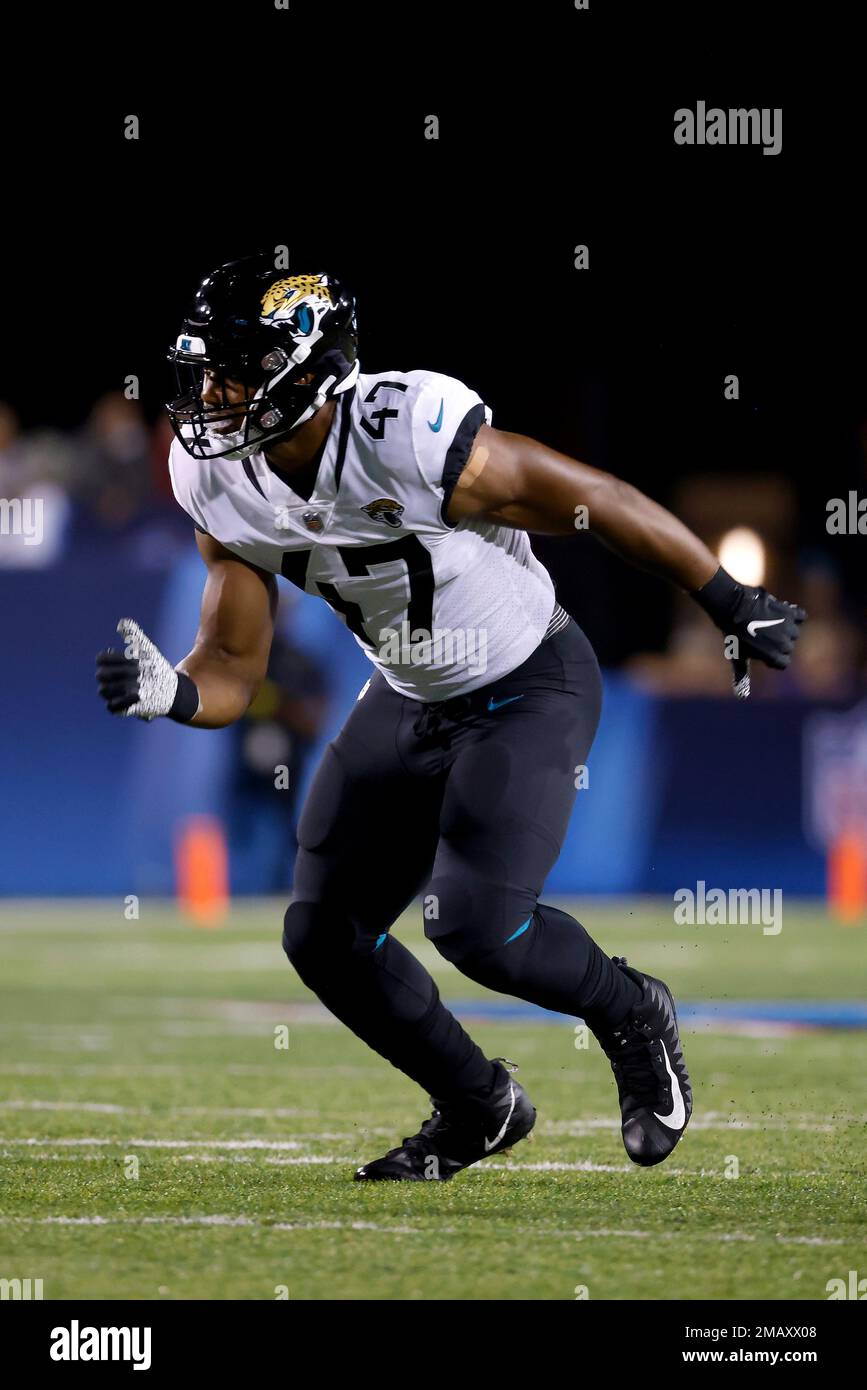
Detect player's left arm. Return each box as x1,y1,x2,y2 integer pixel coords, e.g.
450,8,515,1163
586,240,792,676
446,424,806,668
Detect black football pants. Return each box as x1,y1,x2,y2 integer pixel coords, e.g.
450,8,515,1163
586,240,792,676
282,620,639,1103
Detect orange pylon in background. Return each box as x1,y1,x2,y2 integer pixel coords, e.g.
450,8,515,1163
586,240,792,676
175,815,229,926
827,827,867,924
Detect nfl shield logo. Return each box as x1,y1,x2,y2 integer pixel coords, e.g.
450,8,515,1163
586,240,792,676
303,510,324,534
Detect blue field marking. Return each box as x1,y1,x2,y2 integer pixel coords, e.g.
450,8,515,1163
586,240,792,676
446,999,867,1030
373,933,387,951
681,1001,867,1030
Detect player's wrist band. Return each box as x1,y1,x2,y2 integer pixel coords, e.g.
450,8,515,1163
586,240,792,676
168,671,201,723
691,565,742,623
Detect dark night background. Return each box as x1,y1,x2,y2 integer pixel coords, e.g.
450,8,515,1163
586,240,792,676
1,5,864,665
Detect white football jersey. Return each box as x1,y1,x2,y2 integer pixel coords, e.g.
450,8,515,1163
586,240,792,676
168,368,556,702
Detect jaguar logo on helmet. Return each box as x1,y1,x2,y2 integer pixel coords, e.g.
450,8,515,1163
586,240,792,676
260,275,334,329
361,498,405,529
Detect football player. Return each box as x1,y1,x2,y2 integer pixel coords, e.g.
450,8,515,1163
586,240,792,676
97,254,806,1180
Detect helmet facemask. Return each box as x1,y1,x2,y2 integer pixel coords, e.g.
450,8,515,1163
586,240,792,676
168,348,308,461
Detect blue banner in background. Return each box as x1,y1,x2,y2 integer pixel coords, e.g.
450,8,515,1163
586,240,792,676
0,555,167,895
0,551,833,897
546,672,660,895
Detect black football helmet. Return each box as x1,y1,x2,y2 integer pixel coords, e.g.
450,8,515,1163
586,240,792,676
166,254,358,461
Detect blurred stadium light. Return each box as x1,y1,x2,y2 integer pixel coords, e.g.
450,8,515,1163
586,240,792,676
718,526,766,585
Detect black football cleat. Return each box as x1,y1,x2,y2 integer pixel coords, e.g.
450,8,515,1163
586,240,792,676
595,958,693,1167
354,1060,536,1181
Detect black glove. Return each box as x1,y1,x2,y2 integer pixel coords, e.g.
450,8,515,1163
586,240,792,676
692,566,807,670
96,619,200,722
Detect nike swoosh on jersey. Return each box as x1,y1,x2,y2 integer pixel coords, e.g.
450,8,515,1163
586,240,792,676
653,1042,686,1130
484,1083,517,1152
427,400,444,432
488,694,524,711
747,617,786,636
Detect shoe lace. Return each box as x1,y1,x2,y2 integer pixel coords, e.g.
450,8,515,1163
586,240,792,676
599,963,660,1108
388,1108,456,1162
605,1026,661,1108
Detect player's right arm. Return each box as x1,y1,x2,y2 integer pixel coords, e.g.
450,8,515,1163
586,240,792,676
96,532,277,729
176,533,277,728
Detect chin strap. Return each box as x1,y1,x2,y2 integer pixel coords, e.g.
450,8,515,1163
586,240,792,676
205,355,359,463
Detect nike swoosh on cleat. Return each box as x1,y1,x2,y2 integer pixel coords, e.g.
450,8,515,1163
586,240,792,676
747,617,785,636
653,1042,686,1130
484,1083,516,1152
488,694,524,712
427,400,444,432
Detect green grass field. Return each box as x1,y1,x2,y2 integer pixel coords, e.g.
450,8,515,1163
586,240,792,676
1,898,865,1300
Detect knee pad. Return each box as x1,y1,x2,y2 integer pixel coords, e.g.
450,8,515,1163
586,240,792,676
282,899,374,973
424,876,535,991
282,900,321,968
423,876,478,967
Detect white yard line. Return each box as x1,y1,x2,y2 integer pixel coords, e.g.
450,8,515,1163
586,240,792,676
0,1145,854,1183
0,1101,853,1133
0,1214,856,1246
541,1116,839,1134
0,1020,296,1039
0,1101,320,1119
0,1152,335,1165
0,1135,382,1149
0,1215,426,1235
0,1100,131,1115
0,1137,310,1150
0,1063,305,1078
0,1064,191,1077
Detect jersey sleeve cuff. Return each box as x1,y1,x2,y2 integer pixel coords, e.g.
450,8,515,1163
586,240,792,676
439,402,487,528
